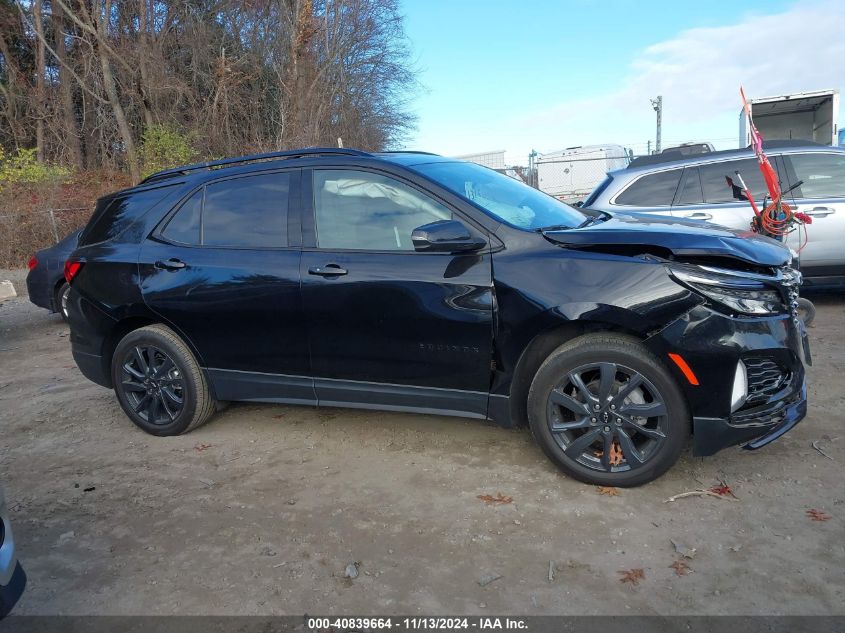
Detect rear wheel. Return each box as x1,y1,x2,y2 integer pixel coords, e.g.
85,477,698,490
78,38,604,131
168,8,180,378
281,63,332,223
527,334,689,486
55,282,71,322
111,324,216,436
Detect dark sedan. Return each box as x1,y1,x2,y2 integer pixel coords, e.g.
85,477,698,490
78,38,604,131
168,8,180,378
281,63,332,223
26,229,81,321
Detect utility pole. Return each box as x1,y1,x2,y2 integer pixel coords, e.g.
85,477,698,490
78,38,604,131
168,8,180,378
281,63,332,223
650,95,663,153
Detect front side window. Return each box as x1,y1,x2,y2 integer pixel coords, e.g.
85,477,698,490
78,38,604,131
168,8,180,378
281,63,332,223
161,172,290,247
787,153,845,199
615,169,681,206
313,169,452,250
699,158,771,204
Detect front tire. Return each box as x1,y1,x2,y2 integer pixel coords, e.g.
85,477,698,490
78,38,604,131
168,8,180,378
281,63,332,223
527,334,689,486
111,324,216,436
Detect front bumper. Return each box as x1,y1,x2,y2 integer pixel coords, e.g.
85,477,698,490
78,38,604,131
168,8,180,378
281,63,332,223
646,304,810,457
693,380,807,456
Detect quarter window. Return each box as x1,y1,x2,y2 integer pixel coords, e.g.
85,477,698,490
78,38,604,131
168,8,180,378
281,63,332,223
161,172,290,248
162,190,201,244
615,169,681,206
313,170,452,251
786,154,845,199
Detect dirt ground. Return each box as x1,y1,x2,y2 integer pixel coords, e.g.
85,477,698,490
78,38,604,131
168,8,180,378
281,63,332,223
1,276,843,616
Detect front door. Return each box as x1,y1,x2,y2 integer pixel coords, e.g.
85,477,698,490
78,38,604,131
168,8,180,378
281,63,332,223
300,167,494,416
139,168,312,402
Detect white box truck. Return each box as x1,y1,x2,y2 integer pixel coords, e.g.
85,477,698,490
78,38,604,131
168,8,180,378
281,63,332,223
536,145,629,203
739,89,840,146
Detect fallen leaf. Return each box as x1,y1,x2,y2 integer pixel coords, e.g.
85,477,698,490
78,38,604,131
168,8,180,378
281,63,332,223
477,493,513,505
597,486,619,496
273,414,285,419
708,484,734,497
194,443,214,452
806,509,832,522
618,568,645,585
670,539,697,559
669,560,691,576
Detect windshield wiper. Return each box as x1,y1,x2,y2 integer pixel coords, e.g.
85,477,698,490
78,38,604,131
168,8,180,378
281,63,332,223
536,224,574,232
576,212,609,228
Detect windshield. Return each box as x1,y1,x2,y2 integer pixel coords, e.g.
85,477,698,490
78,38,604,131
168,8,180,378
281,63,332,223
412,161,589,230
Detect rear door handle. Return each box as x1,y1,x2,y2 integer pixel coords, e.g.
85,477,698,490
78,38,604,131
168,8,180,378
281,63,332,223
684,212,713,220
803,206,835,217
155,258,186,271
308,263,348,277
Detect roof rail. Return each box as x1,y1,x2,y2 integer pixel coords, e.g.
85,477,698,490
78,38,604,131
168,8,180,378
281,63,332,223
141,147,373,183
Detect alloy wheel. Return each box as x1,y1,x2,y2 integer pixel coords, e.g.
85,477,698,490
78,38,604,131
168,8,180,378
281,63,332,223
120,345,184,425
60,285,71,320
546,362,669,473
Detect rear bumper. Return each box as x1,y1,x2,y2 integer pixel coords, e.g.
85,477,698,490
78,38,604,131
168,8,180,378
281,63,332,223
25,267,54,311
0,562,25,618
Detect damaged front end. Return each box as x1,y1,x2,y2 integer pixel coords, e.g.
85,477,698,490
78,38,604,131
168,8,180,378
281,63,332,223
646,260,810,456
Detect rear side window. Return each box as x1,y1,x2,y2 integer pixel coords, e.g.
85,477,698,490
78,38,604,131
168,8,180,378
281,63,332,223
81,184,177,246
162,172,291,248
614,169,681,206
786,153,845,198
699,158,771,204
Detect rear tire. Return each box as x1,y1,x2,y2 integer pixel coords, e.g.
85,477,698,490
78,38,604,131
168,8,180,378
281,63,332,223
56,282,71,322
527,333,689,487
111,324,216,436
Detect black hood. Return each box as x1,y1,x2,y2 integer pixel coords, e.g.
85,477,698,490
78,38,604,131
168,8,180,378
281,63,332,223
543,212,790,267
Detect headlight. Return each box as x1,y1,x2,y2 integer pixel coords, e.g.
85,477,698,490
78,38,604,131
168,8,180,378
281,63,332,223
669,266,785,316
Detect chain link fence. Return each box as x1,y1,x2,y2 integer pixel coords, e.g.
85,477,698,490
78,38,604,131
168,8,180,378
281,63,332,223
0,207,89,267
533,153,632,204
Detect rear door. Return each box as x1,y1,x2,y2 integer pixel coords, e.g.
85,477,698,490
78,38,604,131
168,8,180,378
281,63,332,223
300,167,494,416
781,152,845,279
139,168,312,402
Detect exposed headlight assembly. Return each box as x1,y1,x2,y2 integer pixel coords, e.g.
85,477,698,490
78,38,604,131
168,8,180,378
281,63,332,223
669,266,785,316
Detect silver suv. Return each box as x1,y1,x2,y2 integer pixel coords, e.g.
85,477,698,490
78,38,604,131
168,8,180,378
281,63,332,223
584,143,845,289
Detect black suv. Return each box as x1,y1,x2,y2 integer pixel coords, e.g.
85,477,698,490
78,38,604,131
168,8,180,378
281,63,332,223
66,148,810,486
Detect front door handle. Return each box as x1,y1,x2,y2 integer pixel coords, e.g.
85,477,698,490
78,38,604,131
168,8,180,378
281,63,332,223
155,258,186,271
684,212,713,220
308,263,348,277
803,206,835,217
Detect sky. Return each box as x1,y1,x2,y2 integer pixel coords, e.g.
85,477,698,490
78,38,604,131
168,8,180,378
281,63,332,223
400,0,845,164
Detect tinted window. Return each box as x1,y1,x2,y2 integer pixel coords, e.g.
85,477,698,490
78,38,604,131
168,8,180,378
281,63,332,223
615,169,681,206
787,153,845,198
699,158,770,204
412,161,588,230
162,190,202,244
81,184,176,246
203,173,289,247
677,168,703,205
314,170,452,250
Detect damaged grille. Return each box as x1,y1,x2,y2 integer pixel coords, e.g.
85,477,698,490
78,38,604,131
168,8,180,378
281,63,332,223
744,357,790,405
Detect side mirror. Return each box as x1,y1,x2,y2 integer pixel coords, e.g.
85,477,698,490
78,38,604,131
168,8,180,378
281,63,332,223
411,220,486,253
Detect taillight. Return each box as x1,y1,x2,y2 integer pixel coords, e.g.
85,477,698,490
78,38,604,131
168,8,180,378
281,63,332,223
27,256,38,271
64,260,83,284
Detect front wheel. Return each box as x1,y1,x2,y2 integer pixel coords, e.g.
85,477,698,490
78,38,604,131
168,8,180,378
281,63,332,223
527,334,689,487
111,324,217,436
